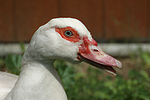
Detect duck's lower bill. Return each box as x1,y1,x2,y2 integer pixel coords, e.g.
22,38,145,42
78,44,122,75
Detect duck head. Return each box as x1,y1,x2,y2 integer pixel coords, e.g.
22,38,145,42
25,18,122,75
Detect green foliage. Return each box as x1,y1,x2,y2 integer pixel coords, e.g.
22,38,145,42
141,52,150,66
4,54,22,75
1,42,25,74
54,60,75,90
65,67,150,100
0,51,150,100
19,42,26,54
0,57,4,66
54,60,150,100
103,70,150,100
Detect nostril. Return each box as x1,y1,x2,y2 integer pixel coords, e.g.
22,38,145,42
92,49,99,52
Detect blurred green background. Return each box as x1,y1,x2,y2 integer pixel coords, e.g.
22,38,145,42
0,43,150,100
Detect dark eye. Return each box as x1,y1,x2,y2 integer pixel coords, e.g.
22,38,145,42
64,31,73,37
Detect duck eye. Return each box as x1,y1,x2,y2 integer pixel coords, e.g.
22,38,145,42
64,31,73,37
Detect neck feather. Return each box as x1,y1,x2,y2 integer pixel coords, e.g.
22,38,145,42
5,60,68,100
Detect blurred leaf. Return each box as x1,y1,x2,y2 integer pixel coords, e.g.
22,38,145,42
141,52,150,66
54,60,75,90
4,54,22,75
19,42,25,53
0,57,4,66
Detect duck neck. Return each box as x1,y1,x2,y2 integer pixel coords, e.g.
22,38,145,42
6,60,68,100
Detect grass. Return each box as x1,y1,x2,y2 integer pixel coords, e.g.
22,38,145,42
0,49,150,100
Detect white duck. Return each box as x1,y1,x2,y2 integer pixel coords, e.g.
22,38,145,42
0,18,122,100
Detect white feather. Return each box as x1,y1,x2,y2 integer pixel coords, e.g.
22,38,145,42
0,18,94,100
0,72,18,99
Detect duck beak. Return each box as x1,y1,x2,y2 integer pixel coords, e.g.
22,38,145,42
78,37,122,75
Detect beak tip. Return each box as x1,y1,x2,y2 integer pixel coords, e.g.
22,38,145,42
115,59,122,69
105,70,117,76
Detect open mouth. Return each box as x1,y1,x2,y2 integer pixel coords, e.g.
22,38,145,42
78,36,122,75
78,53,118,75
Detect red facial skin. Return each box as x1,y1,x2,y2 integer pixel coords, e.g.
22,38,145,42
55,26,122,75
78,36,98,54
55,26,97,54
55,27,81,43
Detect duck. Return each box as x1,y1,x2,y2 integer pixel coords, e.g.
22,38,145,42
0,18,122,100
